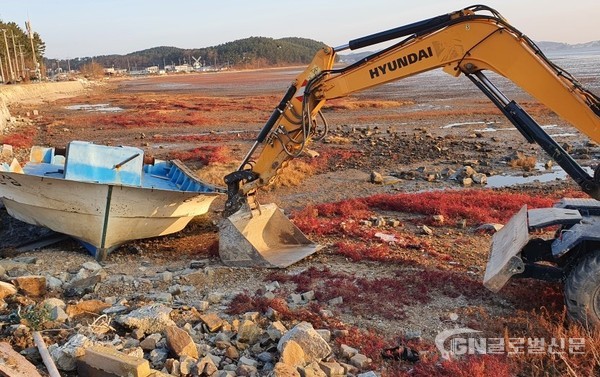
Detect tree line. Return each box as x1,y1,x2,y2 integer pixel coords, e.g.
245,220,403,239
0,20,45,82
49,37,330,72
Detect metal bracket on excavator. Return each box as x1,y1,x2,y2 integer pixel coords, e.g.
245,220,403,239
483,205,529,292
483,203,585,292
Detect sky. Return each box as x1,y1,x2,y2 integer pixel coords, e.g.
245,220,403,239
1,0,599,59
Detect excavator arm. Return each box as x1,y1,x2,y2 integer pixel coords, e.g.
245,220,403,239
225,5,600,215
220,5,600,268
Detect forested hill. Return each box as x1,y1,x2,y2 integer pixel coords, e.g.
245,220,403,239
58,37,328,70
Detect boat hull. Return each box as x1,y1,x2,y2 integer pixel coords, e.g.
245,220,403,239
0,171,220,259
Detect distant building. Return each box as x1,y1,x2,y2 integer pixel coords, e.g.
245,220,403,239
174,64,192,73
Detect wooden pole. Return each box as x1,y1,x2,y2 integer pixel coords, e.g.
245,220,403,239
32,331,61,377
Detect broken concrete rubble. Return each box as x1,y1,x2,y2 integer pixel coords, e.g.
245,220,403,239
0,251,385,376
116,304,176,335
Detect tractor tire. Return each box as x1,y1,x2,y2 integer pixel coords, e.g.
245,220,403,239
565,252,600,328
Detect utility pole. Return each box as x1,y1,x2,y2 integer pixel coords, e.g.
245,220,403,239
11,31,19,79
0,56,4,83
18,44,25,77
1,29,15,82
26,19,38,80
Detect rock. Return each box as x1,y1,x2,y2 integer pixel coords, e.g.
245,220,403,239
77,345,151,377
370,171,384,184
476,223,504,233
0,281,17,299
197,355,218,376
1,144,13,158
299,361,327,377
237,364,258,376
265,281,280,292
264,291,276,300
50,306,69,322
49,333,93,371
278,322,331,364
103,304,129,315
319,361,345,376
349,353,372,369
315,329,331,343
267,321,288,341
207,292,223,304
273,362,301,377
357,372,378,377
290,293,303,304
200,312,225,332
149,348,169,369
280,339,305,367
179,356,196,375
64,272,103,296
0,342,43,377
432,215,445,224
116,304,176,335
164,358,180,375
146,292,173,303
45,275,63,290
420,225,433,236
140,333,162,350
240,310,259,320
328,297,343,306
82,261,103,271
458,165,476,179
257,351,273,363
189,259,209,269
165,325,199,359
386,218,401,227
301,291,315,301
131,328,146,340
66,299,111,317
404,329,422,340
545,160,553,169
340,362,359,375
303,149,320,158
13,275,46,296
382,175,401,185
194,300,210,311
225,345,240,360
471,172,487,184
461,177,473,186
160,271,173,283
237,320,263,344
340,344,358,359
239,355,258,367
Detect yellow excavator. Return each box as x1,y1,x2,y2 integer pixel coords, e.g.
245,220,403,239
219,5,600,325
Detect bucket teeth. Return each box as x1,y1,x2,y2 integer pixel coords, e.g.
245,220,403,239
219,203,320,268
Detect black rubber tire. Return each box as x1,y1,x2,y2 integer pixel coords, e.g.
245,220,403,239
565,252,600,328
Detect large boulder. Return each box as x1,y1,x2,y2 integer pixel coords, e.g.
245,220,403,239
277,322,331,364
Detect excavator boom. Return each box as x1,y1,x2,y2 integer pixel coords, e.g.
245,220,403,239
220,5,600,268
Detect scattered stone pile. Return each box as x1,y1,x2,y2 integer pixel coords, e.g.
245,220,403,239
370,163,489,187
0,256,379,377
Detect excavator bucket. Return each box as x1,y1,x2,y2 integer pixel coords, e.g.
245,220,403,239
219,203,320,268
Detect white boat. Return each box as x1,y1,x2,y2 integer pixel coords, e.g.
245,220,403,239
0,141,224,260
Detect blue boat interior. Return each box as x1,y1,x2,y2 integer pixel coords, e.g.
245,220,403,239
19,141,224,193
